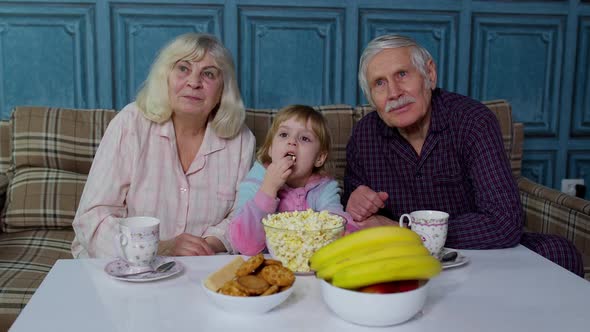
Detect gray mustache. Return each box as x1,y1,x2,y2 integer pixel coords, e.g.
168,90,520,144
385,96,416,112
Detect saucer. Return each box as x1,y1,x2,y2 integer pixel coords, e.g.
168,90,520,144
104,256,183,282
440,248,469,270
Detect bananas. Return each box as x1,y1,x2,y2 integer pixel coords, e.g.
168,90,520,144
331,255,442,289
315,242,429,280
310,226,442,290
309,226,421,271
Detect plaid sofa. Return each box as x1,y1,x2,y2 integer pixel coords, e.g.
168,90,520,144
0,107,116,331
0,101,588,329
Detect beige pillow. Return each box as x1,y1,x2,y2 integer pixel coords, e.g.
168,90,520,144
1,167,86,232
11,106,116,174
0,120,11,175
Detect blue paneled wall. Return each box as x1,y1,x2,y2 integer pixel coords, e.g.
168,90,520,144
0,0,589,196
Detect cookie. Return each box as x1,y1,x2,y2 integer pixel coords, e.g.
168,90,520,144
236,253,265,277
236,275,270,295
259,264,295,287
218,280,248,297
263,258,283,266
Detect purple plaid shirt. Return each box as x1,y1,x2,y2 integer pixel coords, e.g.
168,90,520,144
343,89,523,249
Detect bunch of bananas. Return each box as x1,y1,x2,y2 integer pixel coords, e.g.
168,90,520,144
310,226,442,289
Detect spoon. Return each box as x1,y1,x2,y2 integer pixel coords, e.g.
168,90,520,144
114,261,176,277
152,261,176,273
441,251,458,263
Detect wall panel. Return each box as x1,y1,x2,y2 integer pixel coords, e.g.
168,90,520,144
238,6,344,108
111,3,223,109
572,16,590,136
522,150,556,187
0,3,95,118
471,14,566,137
568,152,590,193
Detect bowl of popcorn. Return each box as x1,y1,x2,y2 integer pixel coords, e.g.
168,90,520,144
262,209,346,273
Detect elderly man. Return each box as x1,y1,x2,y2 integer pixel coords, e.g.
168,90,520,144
343,34,583,276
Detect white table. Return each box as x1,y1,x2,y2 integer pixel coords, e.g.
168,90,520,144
10,245,590,331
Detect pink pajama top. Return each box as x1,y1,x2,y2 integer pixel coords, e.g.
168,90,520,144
71,103,255,258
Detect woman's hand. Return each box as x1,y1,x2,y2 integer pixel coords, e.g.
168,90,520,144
260,156,295,197
159,233,216,256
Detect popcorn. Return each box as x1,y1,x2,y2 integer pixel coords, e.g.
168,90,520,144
262,209,345,272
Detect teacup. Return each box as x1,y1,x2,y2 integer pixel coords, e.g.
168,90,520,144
399,210,449,259
116,216,160,270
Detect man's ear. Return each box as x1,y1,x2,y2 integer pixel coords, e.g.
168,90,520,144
427,59,437,89
315,151,328,167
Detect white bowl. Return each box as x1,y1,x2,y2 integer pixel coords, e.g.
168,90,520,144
201,279,295,314
319,279,428,326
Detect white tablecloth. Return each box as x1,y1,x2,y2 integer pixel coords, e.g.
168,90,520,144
10,245,590,332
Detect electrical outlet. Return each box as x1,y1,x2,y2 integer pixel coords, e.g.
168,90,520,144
561,179,585,196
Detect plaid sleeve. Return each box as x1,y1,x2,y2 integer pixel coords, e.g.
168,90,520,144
445,109,523,249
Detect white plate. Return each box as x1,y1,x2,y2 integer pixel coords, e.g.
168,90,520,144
104,257,183,282
440,248,469,269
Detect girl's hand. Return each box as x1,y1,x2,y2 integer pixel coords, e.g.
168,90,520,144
261,155,295,197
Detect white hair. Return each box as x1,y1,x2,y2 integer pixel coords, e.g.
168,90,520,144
136,33,245,138
358,34,434,106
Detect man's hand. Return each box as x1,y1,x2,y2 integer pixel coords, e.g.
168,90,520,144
354,215,397,229
345,185,389,221
260,156,295,197
162,233,216,256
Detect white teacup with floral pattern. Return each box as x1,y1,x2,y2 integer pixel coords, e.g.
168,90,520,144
399,210,449,259
116,216,160,272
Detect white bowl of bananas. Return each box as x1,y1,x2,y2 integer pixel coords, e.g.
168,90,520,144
319,279,429,326
310,226,442,327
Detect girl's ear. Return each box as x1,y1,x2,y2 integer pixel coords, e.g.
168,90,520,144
314,151,328,168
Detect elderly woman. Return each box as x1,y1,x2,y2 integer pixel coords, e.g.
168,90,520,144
72,33,255,258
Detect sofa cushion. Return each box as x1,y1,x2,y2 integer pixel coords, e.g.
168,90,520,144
0,121,10,175
0,175,8,200
354,105,376,120
518,176,590,279
11,106,116,174
316,105,358,186
245,108,274,149
0,229,74,330
1,168,86,233
483,100,514,166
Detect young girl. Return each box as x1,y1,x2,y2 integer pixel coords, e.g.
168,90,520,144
228,105,357,255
